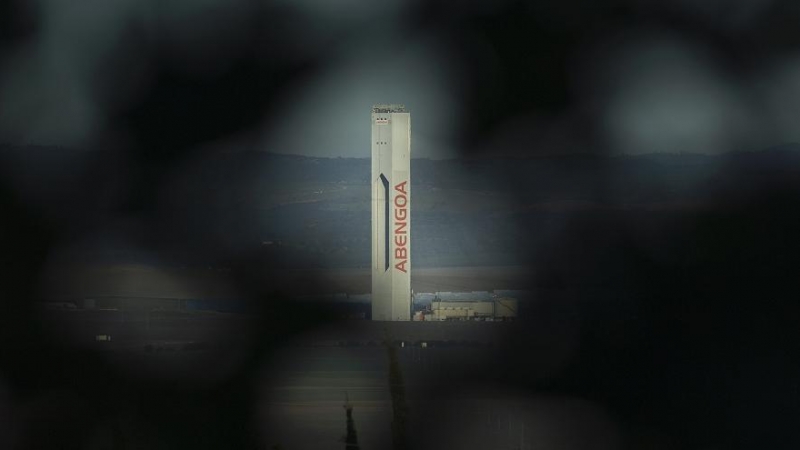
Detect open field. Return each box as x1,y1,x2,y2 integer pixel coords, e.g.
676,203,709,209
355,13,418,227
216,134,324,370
41,264,536,301
34,308,537,449
313,266,535,294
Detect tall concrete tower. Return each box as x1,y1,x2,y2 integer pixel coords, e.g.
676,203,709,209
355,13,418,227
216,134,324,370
371,104,411,321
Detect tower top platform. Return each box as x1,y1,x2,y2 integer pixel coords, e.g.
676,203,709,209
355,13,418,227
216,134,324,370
372,104,407,113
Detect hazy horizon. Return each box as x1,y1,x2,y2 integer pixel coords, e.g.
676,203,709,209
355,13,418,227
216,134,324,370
5,140,800,161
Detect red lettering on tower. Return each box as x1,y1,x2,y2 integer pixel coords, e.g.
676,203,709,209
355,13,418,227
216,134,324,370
393,181,409,273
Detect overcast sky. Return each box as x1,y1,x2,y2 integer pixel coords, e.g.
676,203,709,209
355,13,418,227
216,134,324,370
256,35,464,159
3,0,800,159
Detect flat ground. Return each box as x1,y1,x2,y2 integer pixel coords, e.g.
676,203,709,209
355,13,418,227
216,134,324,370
36,309,535,450
305,266,534,294
41,264,536,300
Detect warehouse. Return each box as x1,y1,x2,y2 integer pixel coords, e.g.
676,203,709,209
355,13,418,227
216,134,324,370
414,291,519,321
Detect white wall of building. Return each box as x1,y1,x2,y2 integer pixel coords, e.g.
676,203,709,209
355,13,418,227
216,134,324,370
372,105,411,321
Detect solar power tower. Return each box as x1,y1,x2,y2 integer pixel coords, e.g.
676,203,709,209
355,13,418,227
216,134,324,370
371,104,411,321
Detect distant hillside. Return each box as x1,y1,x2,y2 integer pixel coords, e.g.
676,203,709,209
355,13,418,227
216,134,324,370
3,144,800,268
6,144,800,208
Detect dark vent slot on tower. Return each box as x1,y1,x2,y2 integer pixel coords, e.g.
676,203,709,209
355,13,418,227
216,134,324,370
380,174,390,272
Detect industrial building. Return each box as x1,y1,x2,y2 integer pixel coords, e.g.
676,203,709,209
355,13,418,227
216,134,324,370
428,298,517,321
413,291,520,321
371,104,412,321
293,289,523,321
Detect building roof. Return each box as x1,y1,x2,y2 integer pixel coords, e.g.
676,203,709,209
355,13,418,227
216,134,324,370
414,293,437,303
434,291,494,302
494,290,532,299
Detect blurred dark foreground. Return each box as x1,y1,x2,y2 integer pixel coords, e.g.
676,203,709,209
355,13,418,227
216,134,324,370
2,1,800,449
